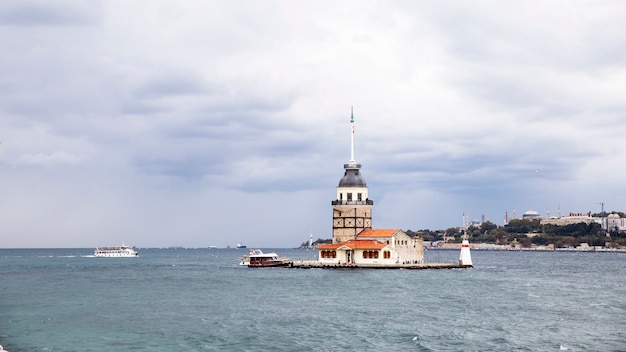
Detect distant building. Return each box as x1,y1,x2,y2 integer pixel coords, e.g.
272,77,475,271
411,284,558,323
537,211,626,233
541,213,595,226
606,213,626,232
503,207,624,234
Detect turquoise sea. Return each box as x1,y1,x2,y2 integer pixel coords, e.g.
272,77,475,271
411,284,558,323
1,248,625,351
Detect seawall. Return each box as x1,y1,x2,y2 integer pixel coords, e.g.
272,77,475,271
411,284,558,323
288,260,472,269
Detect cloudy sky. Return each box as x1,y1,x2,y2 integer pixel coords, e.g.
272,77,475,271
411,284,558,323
1,1,625,248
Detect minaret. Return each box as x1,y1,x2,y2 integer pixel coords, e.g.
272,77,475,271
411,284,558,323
331,108,373,243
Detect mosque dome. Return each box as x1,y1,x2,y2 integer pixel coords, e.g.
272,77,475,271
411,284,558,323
608,213,620,219
338,168,367,188
522,209,541,219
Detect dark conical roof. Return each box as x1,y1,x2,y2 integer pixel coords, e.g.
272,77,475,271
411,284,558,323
338,168,367,187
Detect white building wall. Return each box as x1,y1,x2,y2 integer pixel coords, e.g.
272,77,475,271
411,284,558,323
336,186,369,202
319,257,337,264
357,231,425,264
353,249,397,265
393,235,424,264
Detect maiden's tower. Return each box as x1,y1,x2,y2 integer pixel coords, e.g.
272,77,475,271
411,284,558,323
317,109,426,267
290,108,471,269
331,108,373,244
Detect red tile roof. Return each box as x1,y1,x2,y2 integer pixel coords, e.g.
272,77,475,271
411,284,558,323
357,229,399,238
318,243,342,250
318,239,387,250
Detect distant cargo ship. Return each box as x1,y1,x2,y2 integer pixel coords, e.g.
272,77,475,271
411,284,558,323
236,242,247,249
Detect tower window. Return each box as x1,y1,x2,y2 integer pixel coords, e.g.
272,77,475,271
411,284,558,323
347,193,352,201
357,193,362,201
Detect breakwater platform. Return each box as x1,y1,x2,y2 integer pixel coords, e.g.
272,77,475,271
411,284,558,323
288,260,472,269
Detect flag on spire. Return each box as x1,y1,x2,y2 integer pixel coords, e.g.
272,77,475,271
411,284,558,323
350,106,354,134
349,106,355,162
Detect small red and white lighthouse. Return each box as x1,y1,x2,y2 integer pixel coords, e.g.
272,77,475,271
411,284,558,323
459,235,473,267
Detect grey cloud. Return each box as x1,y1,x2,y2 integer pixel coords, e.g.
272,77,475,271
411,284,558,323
132,75,209,100
133,155,222,180
132,126,328,192
0,1,99,26
3,1,626,247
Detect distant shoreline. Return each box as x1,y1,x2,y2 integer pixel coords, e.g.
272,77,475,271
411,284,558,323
1,246,625,253
427,246,626,252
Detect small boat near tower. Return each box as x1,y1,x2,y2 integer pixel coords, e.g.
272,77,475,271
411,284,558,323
239,249,290,267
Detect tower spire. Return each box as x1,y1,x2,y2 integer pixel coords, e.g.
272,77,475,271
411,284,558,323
350,106,355,163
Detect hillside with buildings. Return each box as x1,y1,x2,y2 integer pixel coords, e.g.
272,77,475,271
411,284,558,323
411,210,626,250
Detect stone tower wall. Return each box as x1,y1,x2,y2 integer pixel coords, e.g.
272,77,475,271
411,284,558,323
332,205,373,243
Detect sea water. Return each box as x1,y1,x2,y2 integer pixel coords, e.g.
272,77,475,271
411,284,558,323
1,248,625,351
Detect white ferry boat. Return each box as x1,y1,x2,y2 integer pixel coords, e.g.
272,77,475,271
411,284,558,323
94,245,138,257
